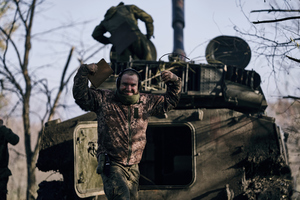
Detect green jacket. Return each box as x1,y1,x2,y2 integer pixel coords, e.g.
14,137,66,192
0,125,19,178
92,4,154,45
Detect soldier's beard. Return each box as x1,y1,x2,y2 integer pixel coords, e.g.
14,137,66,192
119,89,139,96
116,90,140,105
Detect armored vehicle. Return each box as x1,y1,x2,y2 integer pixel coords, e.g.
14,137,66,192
36,1,292,199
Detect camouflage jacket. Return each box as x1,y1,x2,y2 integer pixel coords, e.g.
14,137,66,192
73,65,181,166
92,4,154,45
0,125,19,178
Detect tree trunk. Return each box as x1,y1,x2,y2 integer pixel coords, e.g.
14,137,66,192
23,0,36,199
23,93,36,200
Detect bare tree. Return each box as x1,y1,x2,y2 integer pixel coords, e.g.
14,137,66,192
235,0,300,100
0,0,80,199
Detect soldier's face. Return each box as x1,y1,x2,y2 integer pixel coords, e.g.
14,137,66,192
119,74,139,96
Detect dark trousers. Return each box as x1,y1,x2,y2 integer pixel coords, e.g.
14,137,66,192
101,162,139,200
0,177,8,200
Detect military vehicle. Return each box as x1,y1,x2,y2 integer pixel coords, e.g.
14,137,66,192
36,1,293,199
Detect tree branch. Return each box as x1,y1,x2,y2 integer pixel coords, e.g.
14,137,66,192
252,16,300,24
13,0,27,27
48,46,74,121
251,9,300,13
0,8,24,96
283,95,300,100
286,55,300,63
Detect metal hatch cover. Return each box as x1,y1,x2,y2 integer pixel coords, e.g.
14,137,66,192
73,122,104,198
205,35,251,69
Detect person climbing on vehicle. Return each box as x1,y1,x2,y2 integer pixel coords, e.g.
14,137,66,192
92,2,156,61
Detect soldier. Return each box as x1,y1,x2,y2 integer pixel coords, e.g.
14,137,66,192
0,118,19,200
92,2,155,61
73,64,181,200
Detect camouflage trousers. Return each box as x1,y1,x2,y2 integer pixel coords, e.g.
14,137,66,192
0,177,8,200
101,161,139,200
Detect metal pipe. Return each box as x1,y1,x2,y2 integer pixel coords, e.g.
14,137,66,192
170,0,186,61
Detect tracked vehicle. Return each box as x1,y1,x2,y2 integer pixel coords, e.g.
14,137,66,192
36,1,292,199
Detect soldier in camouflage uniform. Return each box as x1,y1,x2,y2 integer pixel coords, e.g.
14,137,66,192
92,2,155,61
0,118,19,200
73,64,181,200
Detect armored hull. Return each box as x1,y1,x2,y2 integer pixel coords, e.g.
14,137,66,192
36,61,292,199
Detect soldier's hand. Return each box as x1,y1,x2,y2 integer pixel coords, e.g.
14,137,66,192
86,63,98,75
161,70,179,83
